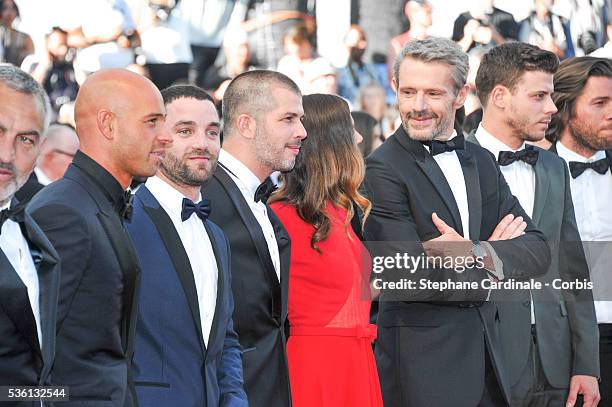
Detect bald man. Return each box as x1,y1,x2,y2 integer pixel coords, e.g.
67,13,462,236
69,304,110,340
16,123,79,203
27,69,172,406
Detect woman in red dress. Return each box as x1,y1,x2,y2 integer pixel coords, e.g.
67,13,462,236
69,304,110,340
269,93,383,407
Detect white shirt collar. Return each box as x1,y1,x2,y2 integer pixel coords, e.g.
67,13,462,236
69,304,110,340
219,149,263,200
34,167,53,186
145,176,202,221
1,200,10,211
556,140,607,163
475,123,526,159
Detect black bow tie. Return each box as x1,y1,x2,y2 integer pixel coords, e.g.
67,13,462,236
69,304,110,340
0,201,25,234
424,135,465,156
254,177,278,203
498,146,539,166
120,190,134,221
181,198,211,222
569,158,610,178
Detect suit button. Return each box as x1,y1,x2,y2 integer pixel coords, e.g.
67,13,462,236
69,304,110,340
523,301,531,308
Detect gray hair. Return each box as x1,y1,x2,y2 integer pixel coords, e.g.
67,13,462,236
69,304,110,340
393,37,469,93
0,63,51,133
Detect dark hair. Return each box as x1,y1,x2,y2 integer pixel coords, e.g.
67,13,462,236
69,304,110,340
284,22,313,46
476,42,559,108
0,0,19,17
545,56,612,142
351,110,377,157
161,84,215,106
270,94,371,253
221,70,301,136
462,108,483,135
46,26,68,38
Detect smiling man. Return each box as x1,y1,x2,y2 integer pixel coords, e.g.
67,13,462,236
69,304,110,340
27,69,172,406
468,43,600,407
126,85,246,407
202,70,306,407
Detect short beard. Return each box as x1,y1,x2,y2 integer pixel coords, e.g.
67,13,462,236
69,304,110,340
506,113,543,143
401,108,453,142
253,126,297,173
0,161,28,206
160,151,217,188
569,116,612,152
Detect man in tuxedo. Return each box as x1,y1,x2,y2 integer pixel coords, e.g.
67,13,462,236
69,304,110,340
545,56,612,405
202,70,306,407
27,69,172,406
126,85,247,407
0,64,60,406
364,37,551,407
469,42,600,407
16,123,78,203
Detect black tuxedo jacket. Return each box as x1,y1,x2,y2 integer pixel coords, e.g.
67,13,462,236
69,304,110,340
202,166,292,407
15,172,45,204
363,127,551,407
27,153,141,406
0,201,60,407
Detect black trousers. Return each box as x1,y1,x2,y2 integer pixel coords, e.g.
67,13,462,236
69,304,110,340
145,63,190,90
600,324,612,406
189,45,220,87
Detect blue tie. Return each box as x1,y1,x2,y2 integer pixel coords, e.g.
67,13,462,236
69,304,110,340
181,198,211,222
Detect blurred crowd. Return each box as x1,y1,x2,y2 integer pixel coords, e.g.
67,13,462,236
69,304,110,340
1,0,610,156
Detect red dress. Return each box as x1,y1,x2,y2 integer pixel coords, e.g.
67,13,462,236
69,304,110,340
270,201,383,407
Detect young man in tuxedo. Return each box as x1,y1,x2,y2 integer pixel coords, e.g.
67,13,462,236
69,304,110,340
546,56,612,405
16,123,79,203
363,37,551,407
201,70,306,407
125,85,247,407
469,43,600,407
27,69,172,406
0,64,60,406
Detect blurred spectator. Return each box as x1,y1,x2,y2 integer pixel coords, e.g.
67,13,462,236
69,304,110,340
203,27,254,102
179,0,248,87
15,123,79,203
337,25,387,105
351,110,379,157
0,0,34,66
136,0,192,89
452,0,519,52
57,101,76,128
357,82,396,141
568,0,606,56
464,49,486,115
304,57,337,95
277,22,332,94
27,27,78,116
519,0,568,58
591,18,612,58
387,0,432,82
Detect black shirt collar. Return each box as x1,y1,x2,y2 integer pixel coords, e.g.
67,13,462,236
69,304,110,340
72,150,126,213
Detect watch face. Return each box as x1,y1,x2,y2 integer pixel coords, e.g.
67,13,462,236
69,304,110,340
472,242,487,258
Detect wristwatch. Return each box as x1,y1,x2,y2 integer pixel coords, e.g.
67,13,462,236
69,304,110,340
471,240,488,259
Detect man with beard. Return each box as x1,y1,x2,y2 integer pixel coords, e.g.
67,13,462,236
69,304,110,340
363,37,551,407
27,69,171,406
468,43,600,407
125,85,246,407
202,70,306,407
546,56,612,405
0,64,61,404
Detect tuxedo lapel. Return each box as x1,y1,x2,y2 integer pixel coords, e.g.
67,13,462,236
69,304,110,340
203,222,225,357
0,250,41,358
138,187,206,353
457,148,482,240
96,209,140,355
532,152,551,225
267,207,289,321
213,167,280,289
22,212,60,380
398,135,464,235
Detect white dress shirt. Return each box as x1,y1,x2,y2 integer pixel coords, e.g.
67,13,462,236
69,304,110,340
556,141,612,323
218,149,281,280
426,130,471,240
0,201,42,346
475,124,535,218
145,176,218,346
476,125,537,322
34,167,52,186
